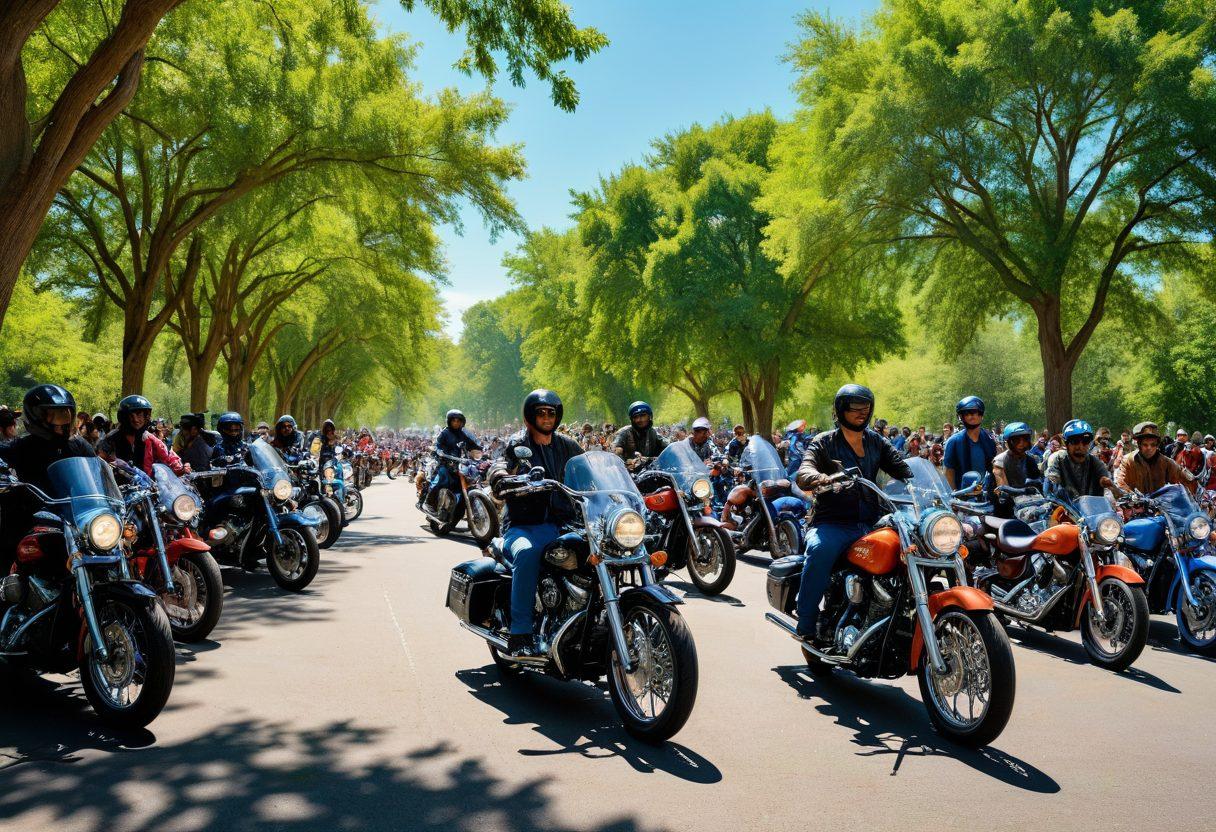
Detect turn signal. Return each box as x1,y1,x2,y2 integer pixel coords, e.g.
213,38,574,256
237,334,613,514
958,545,968,560
123,523,138,543
650,550,668,568
587,553,602,566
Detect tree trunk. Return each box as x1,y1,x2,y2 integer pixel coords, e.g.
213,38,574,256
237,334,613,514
121,326,156,396
737,387,756,435
226,358,254,416
187,355,216,411
1035,300,1076,434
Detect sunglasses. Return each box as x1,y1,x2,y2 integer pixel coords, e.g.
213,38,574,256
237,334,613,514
1066,437,1089,446
534,408,558,418
959,410,981,417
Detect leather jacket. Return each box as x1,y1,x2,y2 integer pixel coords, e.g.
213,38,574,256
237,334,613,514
796,428,910,526
488,429,584,530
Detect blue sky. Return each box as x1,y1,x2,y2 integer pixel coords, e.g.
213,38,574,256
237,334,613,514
369,0,879,336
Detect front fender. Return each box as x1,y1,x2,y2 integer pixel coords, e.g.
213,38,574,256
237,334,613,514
909,586,995,671
278,509,320,529
621,583,684,606
1074,563,1146,628
690,513,723,528
167,536,211,560
89,579,159,606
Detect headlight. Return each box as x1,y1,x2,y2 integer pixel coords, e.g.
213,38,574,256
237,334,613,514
690,478,711,500
88,513,122,550
1189,514,1211,541
921,511,963,556
1095,515,1122,545
272,478,292,501
172,493,199,522
609,509,646,549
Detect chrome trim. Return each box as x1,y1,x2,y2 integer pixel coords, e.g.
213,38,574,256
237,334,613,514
548,609,587,676
597,562,635,673
0,602,56,653
764,611,891,665
457,620,548,666
145,493,175,593
992,581,1072,623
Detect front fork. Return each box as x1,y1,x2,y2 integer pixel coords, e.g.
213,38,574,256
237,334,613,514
596,562,637,673
1079,536,1107,626
69,527,109,662
144,494,175,593
261,493,284,547
908,561,949,675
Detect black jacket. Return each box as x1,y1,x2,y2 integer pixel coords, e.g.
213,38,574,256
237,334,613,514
435,426,481,457
489,429,584,530
613,425,667,459
0,434,97,567
211,436,250,466
796,428,910,526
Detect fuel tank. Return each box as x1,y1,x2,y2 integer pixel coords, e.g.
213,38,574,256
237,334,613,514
846,527,901,575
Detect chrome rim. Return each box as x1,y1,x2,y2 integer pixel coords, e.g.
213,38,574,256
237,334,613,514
690,528,723,581
1087,580,1135,657
1182,573,1216,643
775,525,795,557
303,504,329,545
344,492,362,520
88,603,149,710
272,530,308,581
925,611,992,730
468,497,491,538
164,560,204,627
610,607,675,724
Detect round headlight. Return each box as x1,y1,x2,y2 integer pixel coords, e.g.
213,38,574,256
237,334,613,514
1189,514,1211,541
172,493,199,522
610,509,646,549
1095,515,1122,545
272,478,292,501
922,512,963,556
88,513,122,550
691,478,711,500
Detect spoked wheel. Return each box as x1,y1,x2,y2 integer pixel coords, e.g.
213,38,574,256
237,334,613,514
160,551,224,642
1175,572,1216,655
343,489,364,524
429,490,459,536
1082,578,1149,670
80,599,176,729
467,490,499,546
771,519,800,560
304,498,343,549
685,526,736,595
607,594,698,743
266,527,321,592
917,610,1016,748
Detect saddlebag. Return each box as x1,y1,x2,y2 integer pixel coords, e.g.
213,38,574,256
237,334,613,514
766,555,805,615
446,557,507,627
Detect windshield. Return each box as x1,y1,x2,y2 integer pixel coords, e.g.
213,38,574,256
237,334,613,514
45,456,122,526
740,435,785,482
153,463,196,513
884,457,952,516
1074,494,1117,526
249,439,290,488
1152,484,1201,524
655,441,710,490
564,451,645,524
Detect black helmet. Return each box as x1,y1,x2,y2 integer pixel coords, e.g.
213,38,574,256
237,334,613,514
321,418,336,433
276,414,296,433
117,394,153,431
446,409,465,428
956,395,985,417
628,401,653,420
523,389,563,433
217,412,244,432
833,384,874,430
22,384,76,440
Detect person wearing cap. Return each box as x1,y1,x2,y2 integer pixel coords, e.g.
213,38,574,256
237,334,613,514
1115,422,1190,494
686,416,715,461
0,407,20,440
1165,428,1190,460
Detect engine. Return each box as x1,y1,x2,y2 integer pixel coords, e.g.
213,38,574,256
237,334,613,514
823,571,898,654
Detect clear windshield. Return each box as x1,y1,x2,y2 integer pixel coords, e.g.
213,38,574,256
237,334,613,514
1075,494,1117,525
1152,484,1201,524
655,441,710,490
45,457,122,525
740,435,785,482
249,439,290,488
884,457,952,516
564,451,645,523
153,463,197,514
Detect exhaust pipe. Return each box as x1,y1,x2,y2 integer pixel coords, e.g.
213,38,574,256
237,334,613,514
458,620,548,666
992,581,1072,624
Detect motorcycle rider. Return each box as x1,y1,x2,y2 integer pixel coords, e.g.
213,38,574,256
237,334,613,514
175,413,214,472
1114,422,1190,494
97,394,186,477
422,409,482,510
270,414,304,460
210,412,251,466
687,416,715,461
943,395,996,489
314,419,340,462
1045,419,1118,498
783,419,812,477
613,401,668,468
990,422,1042,517
725,424,747,462
794,384,911,642
487,390,584,657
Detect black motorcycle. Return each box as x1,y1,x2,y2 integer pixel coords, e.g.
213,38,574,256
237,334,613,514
420,445,499,545
447,448,699,743
0,457,176,728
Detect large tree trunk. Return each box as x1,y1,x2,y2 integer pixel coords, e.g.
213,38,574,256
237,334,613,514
226,358,254,416
121,325,156,396
187,354,218,411
737,388,756,435
1035,300,1076,435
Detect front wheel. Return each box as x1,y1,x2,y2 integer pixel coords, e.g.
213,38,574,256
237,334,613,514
466,490,499,546
267,527,321,592
342,489,364,524
771,519,800,560
386,462,398,480
306,497,343,550
1082,578,1149,670
161,551,224,642
685,526,736,596
1175,572,1216,655
607,594,698,744
917,609,1016,748
80,599,176,729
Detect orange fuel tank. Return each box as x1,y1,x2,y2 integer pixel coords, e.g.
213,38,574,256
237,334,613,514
846,527,901,575
1032,523,1081,556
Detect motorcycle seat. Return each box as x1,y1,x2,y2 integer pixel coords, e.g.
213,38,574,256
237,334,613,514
996,519,1040,554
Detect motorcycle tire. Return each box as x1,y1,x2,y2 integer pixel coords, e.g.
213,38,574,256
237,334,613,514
917,609,1015,748
311,497,343,550
80,598,176,730
607,593,699,744
685,525,736,596
428,490,460,536
1081,578,1149,670
801,645,835,678
771,519,800,560
163,550,224,643
467,490,499,546
1174,573,1216,655
386,463,398,480
267,527,321,592
343,489,364,524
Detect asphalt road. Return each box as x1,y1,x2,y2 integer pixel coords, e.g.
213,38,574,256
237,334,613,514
2,477,1214,832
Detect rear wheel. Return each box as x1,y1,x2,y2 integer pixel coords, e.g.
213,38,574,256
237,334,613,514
80,599,176,729
489,643,524,677
305,497,343,549
771,519,800,560
1082,578,1149,670
685,526,736,596
801,645,835,678
161,551,224,642
429,489,459,536
1175,572,1216,655
917,609,1016,748
267,527,321,591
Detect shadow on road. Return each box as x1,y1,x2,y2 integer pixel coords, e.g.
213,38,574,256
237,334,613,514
455,666,722,784
1006,626,1181,693
0,705,665,832
334,528,428,548
661,580,746,607
772,665,1060,793
1146,619,1216,663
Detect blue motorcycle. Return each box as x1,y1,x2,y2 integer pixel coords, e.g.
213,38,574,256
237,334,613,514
1116,484,1216,654
195,439,321,592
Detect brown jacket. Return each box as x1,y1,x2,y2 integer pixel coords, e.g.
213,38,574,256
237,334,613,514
1114,450,1188,494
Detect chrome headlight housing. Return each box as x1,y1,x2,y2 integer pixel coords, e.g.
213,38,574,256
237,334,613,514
172,494,199,522
1189,514,1211,541
921,511,963,556
272,478,292,502
88,513,122,550
609,509,646,549
690,478,711,500
1094,515,1123,545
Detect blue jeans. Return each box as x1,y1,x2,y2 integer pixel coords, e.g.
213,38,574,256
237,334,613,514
430,463,455,493
796,522,869,637
769,496,807,521
503,523,561,636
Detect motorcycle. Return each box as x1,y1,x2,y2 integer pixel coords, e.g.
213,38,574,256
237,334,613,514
635,442,736,595
196,439,321,592
288,441,343,549
720,435,804,559
0,458,176,728
122,462,225,642
420,445,499,546
447,448,699,743
765,458,1016,747
1116,484,1216,654
324,444,363,524
963,484,1148,671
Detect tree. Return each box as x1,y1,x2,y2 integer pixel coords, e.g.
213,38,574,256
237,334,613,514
779,1,1216,430
458,297,529,424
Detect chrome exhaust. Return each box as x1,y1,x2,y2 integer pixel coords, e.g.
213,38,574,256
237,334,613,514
458,620,548,666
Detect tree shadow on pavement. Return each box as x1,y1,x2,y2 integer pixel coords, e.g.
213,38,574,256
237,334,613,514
332,528,428,548
1005,626,1181,693
455,667,721,784
0,707,666,832
1146,619,1216,664
772,665,1060,793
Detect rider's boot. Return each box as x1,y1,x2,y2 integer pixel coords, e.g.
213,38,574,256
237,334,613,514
507,633,539,658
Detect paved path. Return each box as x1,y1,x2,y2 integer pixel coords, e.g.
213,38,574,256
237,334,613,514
1,478,1214,831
